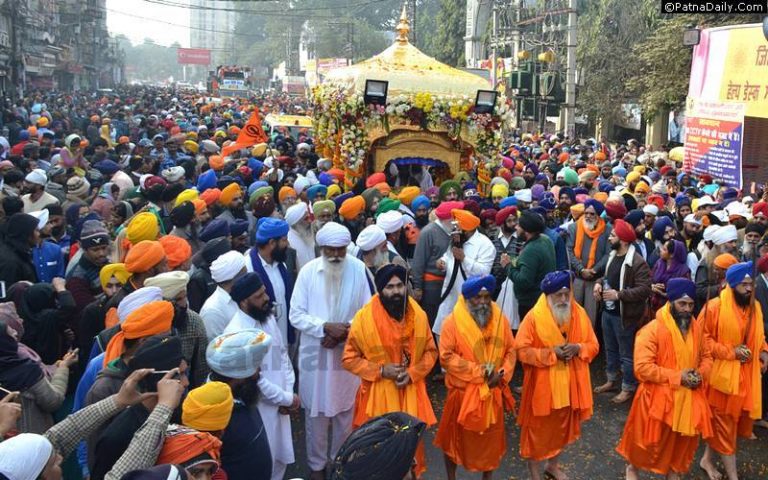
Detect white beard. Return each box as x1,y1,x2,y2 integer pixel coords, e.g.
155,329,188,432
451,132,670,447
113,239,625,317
742,242,754,256
547,297,572,326
322,256,346,310
294,222,314,243
584,218,597,230
372,249,389,268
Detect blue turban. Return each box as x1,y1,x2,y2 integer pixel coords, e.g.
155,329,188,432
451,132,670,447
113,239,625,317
623,209,644,228
675,194,691,207
333,192,354,210
666,278,696,302
702,184,718,196
559,187,575,202
255,217,289,244
539,194,557,211
200,218,231,242
463,182,477,192
247,158,265,176
499,196,517,208
722,187,738,200
648,172,661,183
230,272,265,303
612,166,627,178
598,181,614,193
306,184,328,202
535,173,549,185
230,219,250,238
651,216,674,242
573,187,589,196
411,195,430,211
197,169,217,192
540,271,572,295
19,131,29,141
584,199,605,216
461,275,496,299
94,160,120,176
248,180,268,197
726,261,754,288
318,172,333,186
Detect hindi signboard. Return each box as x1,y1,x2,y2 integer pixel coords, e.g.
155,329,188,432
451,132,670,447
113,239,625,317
683,98,745,188
177,48,211,65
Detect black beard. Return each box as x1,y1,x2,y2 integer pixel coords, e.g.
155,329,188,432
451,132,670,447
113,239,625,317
172,305,189,329
272,246,287,263
430,200,439,209
247,302,274,323
231,205,247,220
610,240,621,250
502,224,515,235
415,215,429,229
381,294,406,320
671,306,692,333
734,290,751,308
232,380,260,407
51,225,65,237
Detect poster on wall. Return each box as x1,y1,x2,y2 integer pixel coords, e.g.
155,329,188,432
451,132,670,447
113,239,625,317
683,97,745,188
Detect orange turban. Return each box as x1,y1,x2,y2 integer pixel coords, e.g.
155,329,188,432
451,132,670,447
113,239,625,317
182,382,234,432
338,196,366,221
634,181,651,194
159,235,192,270
397,186,420,206
200,188,221,206
714,253,738,270
374,182,391,196
570,204,585,219
157,427,222,466
586,164,599,174
103,300,174,366
209,155,225,171
452,209,480,231
279,187,297,203
125,240,166,273
595,151,607,161
327,168,345,182
192,198,207,215
219,183,242,206
593,192,608,203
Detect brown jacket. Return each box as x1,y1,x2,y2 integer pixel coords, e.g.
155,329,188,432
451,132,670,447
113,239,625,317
601,244,652,327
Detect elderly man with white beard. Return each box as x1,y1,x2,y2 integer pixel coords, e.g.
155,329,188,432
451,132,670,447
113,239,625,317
285,202,316,270
290,222,372,479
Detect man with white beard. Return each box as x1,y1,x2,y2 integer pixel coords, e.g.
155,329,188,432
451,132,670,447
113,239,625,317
354,224,404,277
741,223,765,262
290,222,372,479
285,202,315,270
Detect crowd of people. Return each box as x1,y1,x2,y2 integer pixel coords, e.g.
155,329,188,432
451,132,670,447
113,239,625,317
0,87,766,480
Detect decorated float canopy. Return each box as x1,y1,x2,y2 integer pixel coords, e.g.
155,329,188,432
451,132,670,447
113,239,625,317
312,7,513,188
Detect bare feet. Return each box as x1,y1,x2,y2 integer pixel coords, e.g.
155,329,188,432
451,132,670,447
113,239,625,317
594,381,617,394
625,465,639,480
544,463,569,480
699,458,724,480
611,390,633,404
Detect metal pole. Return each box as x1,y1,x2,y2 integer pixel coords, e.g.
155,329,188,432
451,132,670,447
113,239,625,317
491,1,498,89
564,0,577,139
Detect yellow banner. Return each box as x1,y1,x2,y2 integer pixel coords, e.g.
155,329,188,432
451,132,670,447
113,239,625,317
719,26,768,119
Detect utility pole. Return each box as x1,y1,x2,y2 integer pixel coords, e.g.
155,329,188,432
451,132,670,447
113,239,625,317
564,0,577,139
491,1,499,89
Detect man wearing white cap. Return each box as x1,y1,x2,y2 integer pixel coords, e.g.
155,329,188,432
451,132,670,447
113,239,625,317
354,224,400,277
376,210,406,262
682,214,704,277
515,188,532,209
290,222,372,479
21,168,59,213
285,202,315,270
694,224,738,305
200,251,246,341
642,204,658,235
696,195,718,217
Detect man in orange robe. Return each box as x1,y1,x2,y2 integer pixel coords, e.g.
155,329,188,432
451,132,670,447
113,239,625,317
433,274,515,480
342,264,437,478
515,270,599,480
698,261,768,480
617,278,713,479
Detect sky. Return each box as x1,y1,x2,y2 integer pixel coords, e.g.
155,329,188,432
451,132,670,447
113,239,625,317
106,0,191,47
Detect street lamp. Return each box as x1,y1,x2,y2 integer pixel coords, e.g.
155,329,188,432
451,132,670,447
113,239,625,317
364,79,388,106
683,25,701,47
474,90,498,114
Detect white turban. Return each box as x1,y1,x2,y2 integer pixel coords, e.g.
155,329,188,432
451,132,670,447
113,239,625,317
642,205,659,216
297,142,311,152
293,176,310,195
651,180,666,194
285,202,309,227
683,213,702,226
316,222,351,247
206,329,272,379
118,287,163,323
376,210,404,234
356,225,386,252
161,166,186,183
703,225,721,243
725,201,752,220
712,224,738,246
24,168,47,186
201,139,219,153
0,433,53,480
210,251,246,283
514,188,532,203
144,271,190,300
28,209,49,230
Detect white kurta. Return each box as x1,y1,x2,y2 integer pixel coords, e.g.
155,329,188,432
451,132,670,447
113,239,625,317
199,286,240,341
244,250,289,346
289,255,371,417
287,228,315,271
224,310,295,471
433,231,496,334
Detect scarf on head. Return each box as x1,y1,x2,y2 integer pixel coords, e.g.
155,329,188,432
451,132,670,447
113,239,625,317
249,249,296,344
573,216,606,269
452,296,512,432
710,286,763,419
0,329,43,392
529,293,594,414
356,295,436,426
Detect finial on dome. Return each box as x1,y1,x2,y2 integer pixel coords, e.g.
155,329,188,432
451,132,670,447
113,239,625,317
396,4,410,44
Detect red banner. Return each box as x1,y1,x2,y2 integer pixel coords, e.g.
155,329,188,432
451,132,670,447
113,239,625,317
177,48,211,65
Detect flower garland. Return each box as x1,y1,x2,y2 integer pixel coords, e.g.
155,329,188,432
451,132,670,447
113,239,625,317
311,84,514,172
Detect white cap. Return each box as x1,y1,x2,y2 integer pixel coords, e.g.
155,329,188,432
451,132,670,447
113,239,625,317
356,225,387,251
24,168,47,186
28,209,49,230
642,205,659,216
683,213,702,225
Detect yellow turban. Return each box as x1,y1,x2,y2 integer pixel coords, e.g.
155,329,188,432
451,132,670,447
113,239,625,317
397,186,420,206
182,382,234,432
593,192,608,203
634,181,651,194
313,199,336,217
126,212,160,245
491,183,509,198
626,171,641,185
326,184,341,199
99,263,131,289
570,204,585,219
633,165,646,174
184,140,199,154
219,183,242,206
175,188,199,207
251,143,268,157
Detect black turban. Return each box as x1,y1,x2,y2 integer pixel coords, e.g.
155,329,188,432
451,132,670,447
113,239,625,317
518,210,545,234
170,201,195,228
230,272,265,303
374,264,407,294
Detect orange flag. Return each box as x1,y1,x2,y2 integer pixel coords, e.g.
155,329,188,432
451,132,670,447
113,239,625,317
221,107,268,157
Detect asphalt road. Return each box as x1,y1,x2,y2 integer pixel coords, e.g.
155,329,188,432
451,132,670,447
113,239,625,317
285,355,768,480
